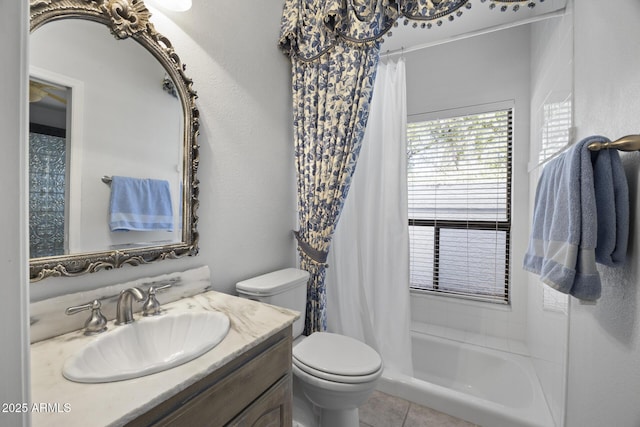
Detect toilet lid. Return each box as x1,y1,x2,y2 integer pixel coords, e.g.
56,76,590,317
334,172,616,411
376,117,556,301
292,332,382,378
236,268,309,296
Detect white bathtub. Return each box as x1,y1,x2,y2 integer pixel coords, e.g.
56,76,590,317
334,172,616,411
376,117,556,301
377,331,555,427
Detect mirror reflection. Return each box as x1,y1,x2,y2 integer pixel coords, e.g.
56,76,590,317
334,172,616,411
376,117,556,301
30,19,183,258
29,0,199,281
29,78,70,258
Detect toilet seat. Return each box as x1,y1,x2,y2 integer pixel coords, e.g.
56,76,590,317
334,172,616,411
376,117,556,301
292,332,383,384
293,357,383,384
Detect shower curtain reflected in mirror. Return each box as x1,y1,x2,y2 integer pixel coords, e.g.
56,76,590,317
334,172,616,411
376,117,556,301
29,128,67,258
326,57,413,376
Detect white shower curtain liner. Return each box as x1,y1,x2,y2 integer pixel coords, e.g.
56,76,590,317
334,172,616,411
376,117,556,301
326,57,413,376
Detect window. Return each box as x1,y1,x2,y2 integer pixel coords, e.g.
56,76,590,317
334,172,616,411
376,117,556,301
407,105,512,303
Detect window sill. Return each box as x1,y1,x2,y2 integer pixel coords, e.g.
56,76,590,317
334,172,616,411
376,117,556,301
410,288,512,311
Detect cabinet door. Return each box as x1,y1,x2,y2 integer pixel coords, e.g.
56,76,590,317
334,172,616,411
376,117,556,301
128,329,292,427
227,374,292,427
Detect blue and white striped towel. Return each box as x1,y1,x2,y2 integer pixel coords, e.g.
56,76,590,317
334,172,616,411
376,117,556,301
109,176,174,232
523,136,629,302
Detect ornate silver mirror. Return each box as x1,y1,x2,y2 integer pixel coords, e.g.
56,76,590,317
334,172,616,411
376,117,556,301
29,0,199,281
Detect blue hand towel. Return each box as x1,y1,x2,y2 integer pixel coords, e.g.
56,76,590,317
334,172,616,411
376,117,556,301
109,176,174,232
523,136,628,301
592,143,629,266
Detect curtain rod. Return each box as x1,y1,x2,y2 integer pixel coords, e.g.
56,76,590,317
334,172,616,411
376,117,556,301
381,7,567,57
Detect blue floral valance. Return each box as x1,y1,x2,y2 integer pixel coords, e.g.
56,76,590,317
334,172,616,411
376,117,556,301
279,0,545,61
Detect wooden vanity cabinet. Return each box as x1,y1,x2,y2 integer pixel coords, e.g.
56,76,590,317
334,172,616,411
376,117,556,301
126,327,293,427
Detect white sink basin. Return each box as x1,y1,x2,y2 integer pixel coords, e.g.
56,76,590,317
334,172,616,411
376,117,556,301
63,311,230,383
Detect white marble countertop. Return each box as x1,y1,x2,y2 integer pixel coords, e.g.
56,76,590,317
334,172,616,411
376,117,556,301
30,290,298,427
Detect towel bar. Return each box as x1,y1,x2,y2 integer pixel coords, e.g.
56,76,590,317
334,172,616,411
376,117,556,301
102,176,112,185
588,135,640,151
530,134,640,172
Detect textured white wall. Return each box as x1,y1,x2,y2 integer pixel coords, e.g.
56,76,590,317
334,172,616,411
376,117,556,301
406,26,531,343
567,1,640,426
29,1,297,301
0,1,30,425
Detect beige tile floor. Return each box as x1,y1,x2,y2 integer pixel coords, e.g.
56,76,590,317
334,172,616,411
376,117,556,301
359,390,479,427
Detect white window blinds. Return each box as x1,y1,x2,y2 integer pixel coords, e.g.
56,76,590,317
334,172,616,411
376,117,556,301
407,107,512,303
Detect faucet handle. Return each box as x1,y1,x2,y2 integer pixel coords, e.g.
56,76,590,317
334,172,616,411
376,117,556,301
142,284,172,317
65,300,108,335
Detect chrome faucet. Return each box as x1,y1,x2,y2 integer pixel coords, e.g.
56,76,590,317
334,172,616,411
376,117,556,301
116,287,145,325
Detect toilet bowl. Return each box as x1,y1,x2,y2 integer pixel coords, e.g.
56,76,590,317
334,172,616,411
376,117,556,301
236,269,383,427
293,332,383,426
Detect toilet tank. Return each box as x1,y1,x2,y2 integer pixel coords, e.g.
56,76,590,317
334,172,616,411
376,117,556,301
236,268,309,338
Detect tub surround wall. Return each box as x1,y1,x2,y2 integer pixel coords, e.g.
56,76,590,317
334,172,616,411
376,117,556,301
566,1,640,426
406,25,531,345
30,288,298,426
410,294,528,349
526,4,573,425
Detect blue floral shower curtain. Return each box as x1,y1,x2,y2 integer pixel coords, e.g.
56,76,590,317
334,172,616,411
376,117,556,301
279,0,546,334
291,43,380,334
279,1,391,334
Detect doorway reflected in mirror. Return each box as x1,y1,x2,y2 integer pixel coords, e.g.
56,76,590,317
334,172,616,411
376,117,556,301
29,79,70,258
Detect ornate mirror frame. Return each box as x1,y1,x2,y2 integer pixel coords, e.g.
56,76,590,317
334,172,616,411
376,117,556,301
29,0,200,282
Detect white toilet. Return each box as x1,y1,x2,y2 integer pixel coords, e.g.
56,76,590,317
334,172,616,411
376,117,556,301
236,268,383,427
